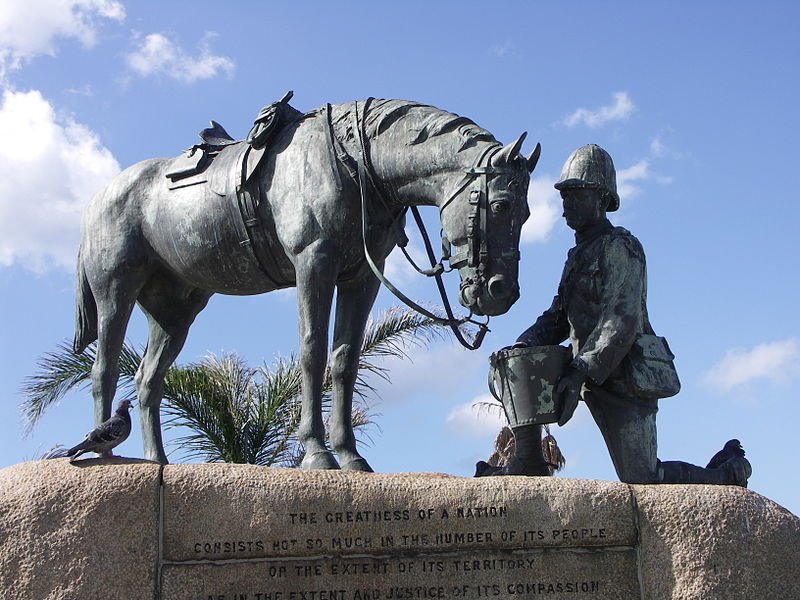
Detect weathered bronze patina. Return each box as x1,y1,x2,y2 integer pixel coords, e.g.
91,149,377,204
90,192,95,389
477,144,751,486
74,96,540,470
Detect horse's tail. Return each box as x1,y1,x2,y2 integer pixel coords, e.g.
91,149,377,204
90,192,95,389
73,244,98,353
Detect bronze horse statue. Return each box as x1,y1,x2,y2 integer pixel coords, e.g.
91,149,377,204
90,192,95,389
73,98,539,470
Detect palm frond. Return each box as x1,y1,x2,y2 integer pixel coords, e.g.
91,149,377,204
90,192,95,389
20,341,142,434
162,355,255,463
244,370,298,466
361,306,449,359
22,306,457,468
474,398,506,419
354,306,451,397
163,354,303,465
488,425,516,467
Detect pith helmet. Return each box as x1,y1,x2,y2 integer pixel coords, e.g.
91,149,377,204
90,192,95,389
554,144,619,211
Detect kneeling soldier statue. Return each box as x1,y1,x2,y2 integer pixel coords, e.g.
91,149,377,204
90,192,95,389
477,144,751,486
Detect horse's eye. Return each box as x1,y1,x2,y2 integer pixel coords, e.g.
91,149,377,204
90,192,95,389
507,180,519,193
491,200,510,214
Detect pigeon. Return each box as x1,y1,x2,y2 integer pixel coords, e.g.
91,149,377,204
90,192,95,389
706,439,746,469
42,445,70,459
66,399,133,461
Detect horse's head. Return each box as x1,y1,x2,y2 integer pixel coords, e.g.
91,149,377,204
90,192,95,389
440,133,539,316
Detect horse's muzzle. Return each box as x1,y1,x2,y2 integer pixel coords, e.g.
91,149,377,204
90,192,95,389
459,275,519,316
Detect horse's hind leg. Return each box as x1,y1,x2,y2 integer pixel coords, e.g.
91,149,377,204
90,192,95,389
329,274,381,472
296,246,340,470
135,274,211,463
91,271,145,426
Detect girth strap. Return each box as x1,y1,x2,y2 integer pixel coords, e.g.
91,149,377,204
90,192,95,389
236,145,292,287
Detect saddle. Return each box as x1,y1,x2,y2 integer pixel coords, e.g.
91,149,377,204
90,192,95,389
165,91,301,192
164,91,303,288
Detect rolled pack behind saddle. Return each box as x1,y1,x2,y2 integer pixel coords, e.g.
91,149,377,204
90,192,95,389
164,91,303,285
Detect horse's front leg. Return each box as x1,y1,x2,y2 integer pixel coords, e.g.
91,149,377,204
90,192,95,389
329,274,382,472
296,244,340,470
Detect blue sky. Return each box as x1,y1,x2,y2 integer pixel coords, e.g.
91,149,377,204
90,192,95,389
0,2,798,514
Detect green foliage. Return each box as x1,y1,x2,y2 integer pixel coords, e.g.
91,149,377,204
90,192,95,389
20,341,141,433
156,356,281,464
20,307,450,465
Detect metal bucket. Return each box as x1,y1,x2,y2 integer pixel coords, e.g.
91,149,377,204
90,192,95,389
488,345,572,426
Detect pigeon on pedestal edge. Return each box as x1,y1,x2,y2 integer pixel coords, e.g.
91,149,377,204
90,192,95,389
66,399,133,461
706,439,745,469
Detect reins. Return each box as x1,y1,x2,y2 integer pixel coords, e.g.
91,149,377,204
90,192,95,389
349,98,497,350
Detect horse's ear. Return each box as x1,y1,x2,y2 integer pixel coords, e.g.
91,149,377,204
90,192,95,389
526,142,542,174
492,132,527,166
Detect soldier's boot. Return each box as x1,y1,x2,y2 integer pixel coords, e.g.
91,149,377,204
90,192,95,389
475,424,552,477
659,456,752,487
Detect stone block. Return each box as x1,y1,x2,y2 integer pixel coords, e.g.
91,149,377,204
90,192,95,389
634,484,800,599
161,466,635,562
0,458,161,600
2,462,799,599
161,548,640,600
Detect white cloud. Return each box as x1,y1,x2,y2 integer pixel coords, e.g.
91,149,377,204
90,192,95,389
521,173,560,244
616,159,650,199
66,83,93,97
616,158,672,200
0,88,120,272
0,0,124,70
703,338,800,392
563,91,635,129
489,41,514,58
126,32,235,84
368,343,486,406
650,136,666,157
445,393,507,438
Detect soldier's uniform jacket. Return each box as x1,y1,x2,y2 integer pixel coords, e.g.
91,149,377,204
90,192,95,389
517,219,652,386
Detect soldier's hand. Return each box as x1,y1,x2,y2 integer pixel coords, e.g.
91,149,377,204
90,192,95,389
555,368,587,426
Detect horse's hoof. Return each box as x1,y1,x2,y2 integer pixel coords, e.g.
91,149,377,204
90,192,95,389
340,457,374,472
144,453,169,465
301,451,340,470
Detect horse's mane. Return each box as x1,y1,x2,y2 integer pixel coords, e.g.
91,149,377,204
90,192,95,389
363,99,497,151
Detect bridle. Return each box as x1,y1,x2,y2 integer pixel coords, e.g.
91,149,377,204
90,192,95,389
437,142,522,309
348,98,522,350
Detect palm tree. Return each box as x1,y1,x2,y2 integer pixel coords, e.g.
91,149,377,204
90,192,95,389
21,307,454,465
159,353,303,465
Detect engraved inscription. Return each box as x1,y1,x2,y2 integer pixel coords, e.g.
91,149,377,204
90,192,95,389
201,583,604,600
190,504,612,560
161,549,640,600
162,472,637,563
191,527,610,557
286,507,509,526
